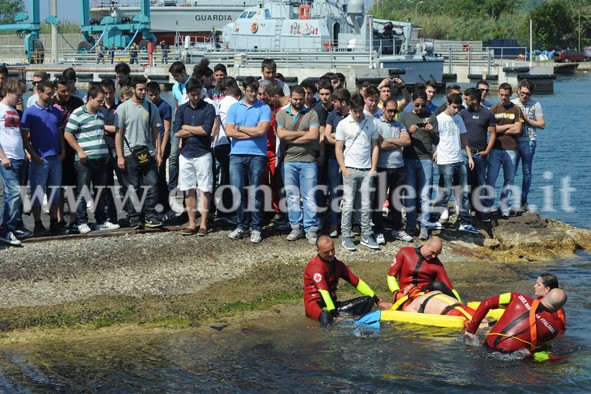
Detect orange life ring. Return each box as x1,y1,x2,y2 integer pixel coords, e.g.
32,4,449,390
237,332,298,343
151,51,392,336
251,23,258,34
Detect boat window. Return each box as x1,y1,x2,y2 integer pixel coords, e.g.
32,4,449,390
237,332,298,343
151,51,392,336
239,12,247,19
264,9,271,18
247,11,256,18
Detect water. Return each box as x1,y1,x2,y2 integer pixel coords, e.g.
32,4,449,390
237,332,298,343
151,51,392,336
2,74,590,392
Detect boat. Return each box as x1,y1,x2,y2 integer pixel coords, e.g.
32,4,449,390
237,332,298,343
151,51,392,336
89,0,260,44
380,302,504,329
215,0,444,83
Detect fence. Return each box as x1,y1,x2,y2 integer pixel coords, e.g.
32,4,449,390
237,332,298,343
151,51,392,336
0,33,81,63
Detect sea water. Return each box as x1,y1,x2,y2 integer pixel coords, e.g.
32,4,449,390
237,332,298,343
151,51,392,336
0,74,589,392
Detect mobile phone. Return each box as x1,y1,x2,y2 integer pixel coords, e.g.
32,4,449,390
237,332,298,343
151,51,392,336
416,122,427,127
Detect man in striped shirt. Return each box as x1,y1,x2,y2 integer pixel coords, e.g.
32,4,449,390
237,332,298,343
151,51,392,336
64,86,119,234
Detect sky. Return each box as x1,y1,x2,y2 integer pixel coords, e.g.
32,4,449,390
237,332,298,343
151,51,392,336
23,0,82,23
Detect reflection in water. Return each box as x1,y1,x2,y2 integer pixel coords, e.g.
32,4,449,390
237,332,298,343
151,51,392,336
1,252,590,393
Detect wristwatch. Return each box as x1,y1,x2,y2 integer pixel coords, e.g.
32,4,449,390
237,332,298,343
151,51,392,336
237,125,241,132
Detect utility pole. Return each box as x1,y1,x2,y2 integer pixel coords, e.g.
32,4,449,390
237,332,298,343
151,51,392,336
51,0,58,63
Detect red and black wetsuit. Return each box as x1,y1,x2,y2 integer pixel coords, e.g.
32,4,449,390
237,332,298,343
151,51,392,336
303,255,361,320
467,292,567,353
388,247,456,292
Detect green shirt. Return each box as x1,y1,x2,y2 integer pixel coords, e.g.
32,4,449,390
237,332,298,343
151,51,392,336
65,105,109,160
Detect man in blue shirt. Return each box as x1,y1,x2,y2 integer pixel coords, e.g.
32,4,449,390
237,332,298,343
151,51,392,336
173,78,216,236
147,81,173,217
21,80,65,236
168,61,191,192
225,77,271,244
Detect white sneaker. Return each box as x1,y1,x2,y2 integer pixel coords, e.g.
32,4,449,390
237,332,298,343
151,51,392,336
0,231,22,246
440,208,449,222
422,222,445,230
78,223,92,234
97,221,120,231
375,233,386,245
392,230,413,242
459,223,479,234
250,230,262,244
286,228,304,241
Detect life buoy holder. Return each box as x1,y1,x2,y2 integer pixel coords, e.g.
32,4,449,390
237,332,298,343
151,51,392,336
251,23,258,34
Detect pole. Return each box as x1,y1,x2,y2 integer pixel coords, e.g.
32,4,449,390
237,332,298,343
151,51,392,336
51,0,58,63
579,13,581,52
529,18,532,66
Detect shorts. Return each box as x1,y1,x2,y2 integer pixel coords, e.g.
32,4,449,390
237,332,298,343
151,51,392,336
29,155,62,207
178,153,213,193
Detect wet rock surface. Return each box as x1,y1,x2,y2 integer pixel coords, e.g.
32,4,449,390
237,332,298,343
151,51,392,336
0,212,589,333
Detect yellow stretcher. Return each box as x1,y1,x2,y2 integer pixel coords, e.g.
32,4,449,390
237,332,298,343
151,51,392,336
380,302,505,329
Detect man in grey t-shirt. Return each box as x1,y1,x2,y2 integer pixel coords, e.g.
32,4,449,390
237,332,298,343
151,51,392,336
115,76,163,229
373,98,411,245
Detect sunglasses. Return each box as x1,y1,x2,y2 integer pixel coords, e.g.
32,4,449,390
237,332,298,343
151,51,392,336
386,109,397,113
479,88,489,92
413,103,426,108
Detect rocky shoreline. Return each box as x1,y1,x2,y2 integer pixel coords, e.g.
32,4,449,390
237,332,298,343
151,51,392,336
0,211,589,335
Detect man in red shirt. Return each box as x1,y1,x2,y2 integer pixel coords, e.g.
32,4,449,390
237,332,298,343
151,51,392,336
304,235,391,325
466,287,566,353
387,236,462,307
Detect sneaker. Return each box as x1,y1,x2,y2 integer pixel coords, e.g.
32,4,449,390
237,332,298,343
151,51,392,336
459,223,479,234
476,213,491,223
329,225,338,238
352,224,361,236
33,222,49,237
130,221,144,230
392,229,413,242
228,228,248,240
66,223,80,235
0,231,21,246
78,223,92,234
14,228,33,240
360,235,380,250
440,208,449,222
49,221,62,235
419,227,429,240
145,217,163,228
286,228,304,241
274,220,291,231
341,237,357,251
375,233,386,245
306,230,318,245
97,221,121,231
501,211,510,219
250,230,262,244
422,222,445,230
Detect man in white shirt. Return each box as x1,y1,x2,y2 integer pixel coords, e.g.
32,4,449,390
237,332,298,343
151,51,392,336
335,93,380,251
432,93,476,234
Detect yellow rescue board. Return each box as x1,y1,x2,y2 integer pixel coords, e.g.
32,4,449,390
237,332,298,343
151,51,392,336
380,309,466,328
467,302,505,320
380,302,504,329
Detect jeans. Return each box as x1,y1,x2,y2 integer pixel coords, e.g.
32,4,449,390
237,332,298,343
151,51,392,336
75,159,108,225
468,151,488,217
515,140,536,205
327,158,343,227
229,154,267,232
404,159,434,229
283,161,319,233
341,168,374,238
123,154,160,223
485,149,517,214
372,166,406,233
157,142,171,212
433,162,471,224
168,133,180,191
0,159,26,232
213,144,233,216
29,155,62,208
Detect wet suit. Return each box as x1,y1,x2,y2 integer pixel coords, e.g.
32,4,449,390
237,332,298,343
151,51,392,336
304,255,381,325
466,292,567,353
387,247,462,307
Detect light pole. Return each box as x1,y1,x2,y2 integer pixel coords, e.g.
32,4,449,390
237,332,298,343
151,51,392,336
415,1,424,20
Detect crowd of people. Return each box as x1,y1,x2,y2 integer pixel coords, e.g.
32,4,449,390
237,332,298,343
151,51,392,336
0,57,545,248
0,59,566,355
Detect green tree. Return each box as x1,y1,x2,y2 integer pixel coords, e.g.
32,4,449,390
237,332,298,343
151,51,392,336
530,0,576,48
0,0,24,24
